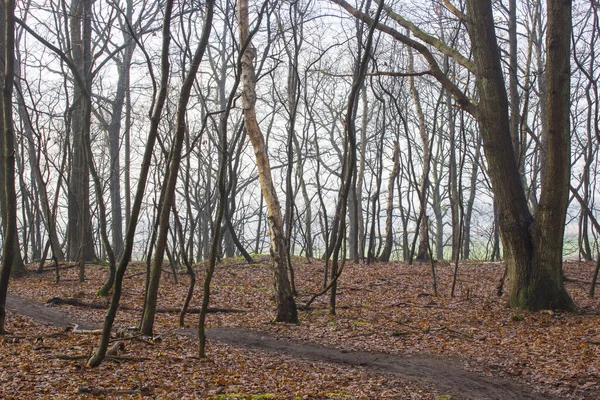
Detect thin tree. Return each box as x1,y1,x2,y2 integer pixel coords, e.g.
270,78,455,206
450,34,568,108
87,0,176,367
139,0,214,336
238,0,297,323
379,140,400,262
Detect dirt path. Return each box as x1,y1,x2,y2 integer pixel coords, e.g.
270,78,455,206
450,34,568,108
6,293,552,400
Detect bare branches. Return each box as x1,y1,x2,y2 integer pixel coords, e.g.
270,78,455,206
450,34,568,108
330,0,477,116
380,2,475,72
312,68,433,78
443,0,467,20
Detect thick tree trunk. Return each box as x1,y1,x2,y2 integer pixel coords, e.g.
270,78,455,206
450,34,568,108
0,0,18,333
67,0,95,263
465,0,574,311
0,1,24,276
525,0,575,310
238,0,297,323
415,215,430,262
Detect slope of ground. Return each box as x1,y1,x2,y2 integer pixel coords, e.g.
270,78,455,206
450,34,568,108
1,258,599,399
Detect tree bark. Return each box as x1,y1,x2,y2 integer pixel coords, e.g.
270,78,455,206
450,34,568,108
0,0,18,333
379,141,400,262
67,0,95,264
238,0,297,323
0,0,24,276
465,0,575,311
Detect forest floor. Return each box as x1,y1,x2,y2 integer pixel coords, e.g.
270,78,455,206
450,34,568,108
1,257,599,399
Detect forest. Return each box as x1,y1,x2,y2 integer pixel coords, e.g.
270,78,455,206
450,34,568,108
0,0,599,398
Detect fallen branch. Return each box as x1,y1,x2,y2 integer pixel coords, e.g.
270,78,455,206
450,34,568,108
47,297,246,314
56,354,149,362
125,271,146,279
35,263,77,273
337,286,376,292
47,297,111,310
563,276,599,286
78,386,152,396
156,307,245,314
389,301,455,310
65,324,103,335
106,341,125,357
106,355,150,362
56,354,88,360
1,335,25,343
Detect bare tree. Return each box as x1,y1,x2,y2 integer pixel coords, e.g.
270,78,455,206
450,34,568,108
0,0,19,333
0,0,24,276
87,0,176,367
139,0,214,336
67,0,95,269
238,0,297,323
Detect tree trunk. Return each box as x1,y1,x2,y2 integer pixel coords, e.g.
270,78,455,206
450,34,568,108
415,215,430,262
465,0,574,311
379,141,400,262
106,21,135,261
238,0,297,323
139,3,214,336
408,43,431,263
462,133,481,260
87,0,175,366
67,0,95,263
354,88,368,261
0,0,24,277
0,0,18,333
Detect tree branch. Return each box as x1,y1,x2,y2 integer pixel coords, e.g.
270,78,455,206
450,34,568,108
330,0,477,116
312,68,432,78
380,1,474,72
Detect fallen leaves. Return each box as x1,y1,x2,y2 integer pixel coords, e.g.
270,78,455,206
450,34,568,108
1,258,599,399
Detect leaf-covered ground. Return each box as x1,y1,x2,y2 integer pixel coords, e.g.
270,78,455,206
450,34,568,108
1,257,599,399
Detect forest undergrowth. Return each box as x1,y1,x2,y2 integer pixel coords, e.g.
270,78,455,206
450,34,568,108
1,257,599,399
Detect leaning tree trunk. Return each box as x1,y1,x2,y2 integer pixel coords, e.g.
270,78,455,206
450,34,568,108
238,0,297,323
139,1,214,336
465,0,574,311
